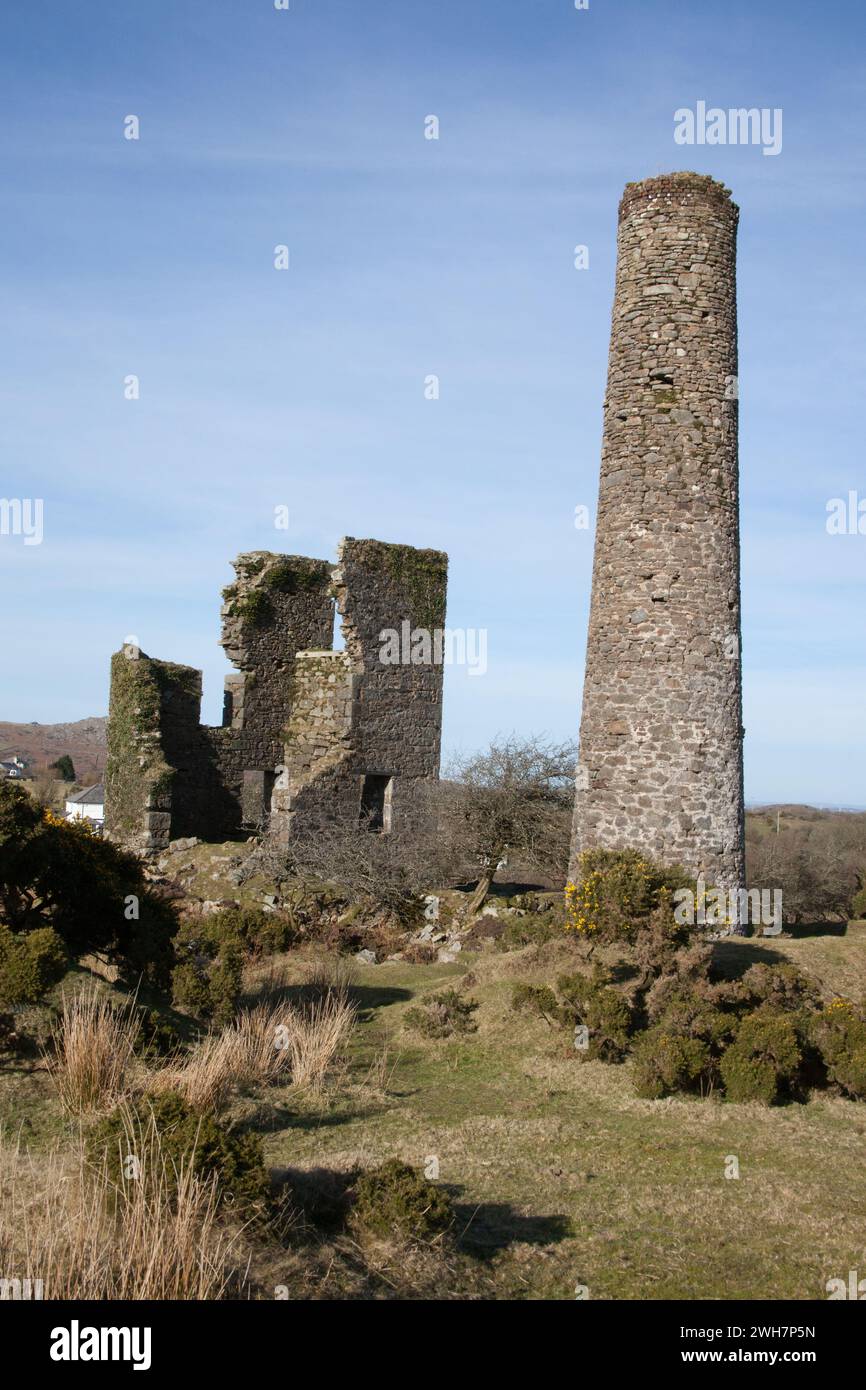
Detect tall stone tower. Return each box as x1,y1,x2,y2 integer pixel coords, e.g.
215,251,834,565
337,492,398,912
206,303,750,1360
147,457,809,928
570,172,744,892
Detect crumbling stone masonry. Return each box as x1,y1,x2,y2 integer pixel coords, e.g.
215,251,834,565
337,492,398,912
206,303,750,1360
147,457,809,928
105,539,448,853
570,173,745,892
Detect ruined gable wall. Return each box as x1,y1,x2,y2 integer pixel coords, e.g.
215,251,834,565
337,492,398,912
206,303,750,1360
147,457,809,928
106,542,448,850
272,538,448,840
208,552,335,833
106,553,334,849
105,648,203,852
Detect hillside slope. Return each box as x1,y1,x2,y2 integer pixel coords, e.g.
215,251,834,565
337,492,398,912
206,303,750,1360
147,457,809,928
0,717,107,784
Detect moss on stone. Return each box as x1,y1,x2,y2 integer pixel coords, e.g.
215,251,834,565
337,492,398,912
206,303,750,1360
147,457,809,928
262,557,331,595
346,539,448,631
105,652,199,842
234,590,274,628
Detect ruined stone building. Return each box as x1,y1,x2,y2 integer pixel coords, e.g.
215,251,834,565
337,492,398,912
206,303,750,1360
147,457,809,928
570,173,745,891
105,538,448,852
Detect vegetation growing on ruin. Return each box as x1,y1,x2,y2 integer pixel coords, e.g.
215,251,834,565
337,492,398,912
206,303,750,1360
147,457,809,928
348,538,448,632
232,590,274,628
104,652,199,838
262,557,330,595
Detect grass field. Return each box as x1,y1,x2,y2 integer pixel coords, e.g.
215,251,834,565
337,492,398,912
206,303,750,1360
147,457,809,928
6,921,864,1300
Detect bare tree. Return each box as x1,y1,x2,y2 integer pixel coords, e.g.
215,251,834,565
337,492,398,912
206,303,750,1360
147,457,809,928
746,811,866,923
29,770,60,813
443,734,577,915
240,786,454,922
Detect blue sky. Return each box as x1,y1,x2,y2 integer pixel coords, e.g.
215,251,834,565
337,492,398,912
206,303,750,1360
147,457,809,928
1,0,864,804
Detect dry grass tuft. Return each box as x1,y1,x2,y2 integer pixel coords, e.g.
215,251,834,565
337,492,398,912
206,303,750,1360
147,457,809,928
0,1123,248,1300
285,994,356,1091
44,987,141,1115
148,995,357,1110
306,955,357,999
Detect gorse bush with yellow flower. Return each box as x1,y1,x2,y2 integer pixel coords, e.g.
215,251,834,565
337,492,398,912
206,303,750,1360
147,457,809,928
810,995,866,1099
515,846,866,1105
565,847,695,943
0,781,178,1002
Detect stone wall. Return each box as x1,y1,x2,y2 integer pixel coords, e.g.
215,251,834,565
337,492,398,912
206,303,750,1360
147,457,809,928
570,172,745,891
105,540,448,853
271,537,449,843
104,647,203,853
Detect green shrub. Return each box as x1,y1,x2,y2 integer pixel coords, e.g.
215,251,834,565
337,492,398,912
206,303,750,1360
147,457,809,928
0,925,68,1004
217,906,297,957
565,848,694,944
170,907,296,1024
87,1090,270,1213
170,960,213,1019
350,1159,453,1243
812,999,866,1099
851,886,866,920
0,781,178,991
171,923,244,1025
130,1005,187,1059
728,962,821,1015
206,940,245,1026
511,982,560,1022
497,908,565,951
646,981,735,1050
556,968,634,1061
404,989,478,1040
719,1009,802,1104
632,1027,712,1099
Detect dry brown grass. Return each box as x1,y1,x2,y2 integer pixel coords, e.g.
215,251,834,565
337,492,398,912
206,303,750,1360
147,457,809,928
0,1123,248,1300
44,987,141,1115
285,994,356,1091
148,995,357,1110
305,955,357,998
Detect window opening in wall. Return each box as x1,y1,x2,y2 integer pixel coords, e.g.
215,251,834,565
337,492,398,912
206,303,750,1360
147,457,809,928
360,773,393,833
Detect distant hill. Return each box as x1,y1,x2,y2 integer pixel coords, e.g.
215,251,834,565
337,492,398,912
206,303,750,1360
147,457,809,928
0,717,107,785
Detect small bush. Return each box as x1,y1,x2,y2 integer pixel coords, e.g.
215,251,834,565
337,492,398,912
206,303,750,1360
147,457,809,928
350,1159,453,1243
511,982,560,1023
215,906,297,958
565,848,694,943
0,926,68,1004
171,909,297,1025
130,1005,187,1060
557,968,634,1061
497,909,564,952
206,941,245,1026
719,1009,803,1104
404,989,478,1040
88,1090,270,1213
812,998,866,1099
171,923,243,1025
632,1027,712,1099
402,940,438,965
170,960,213,1018
727,962,821,1015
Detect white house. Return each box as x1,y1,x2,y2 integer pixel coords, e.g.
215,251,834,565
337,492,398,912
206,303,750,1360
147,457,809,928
65,783,105,828
0,756,25,779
